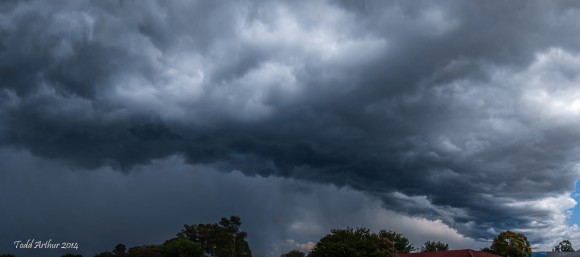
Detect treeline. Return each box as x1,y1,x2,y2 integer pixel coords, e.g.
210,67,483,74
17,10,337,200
0,216,577,257
299,227,448,257
284,229,578,257
92,216,251,257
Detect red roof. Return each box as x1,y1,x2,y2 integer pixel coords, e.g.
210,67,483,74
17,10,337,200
397,249,502,257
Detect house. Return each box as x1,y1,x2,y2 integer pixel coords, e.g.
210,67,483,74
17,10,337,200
397,249,502,257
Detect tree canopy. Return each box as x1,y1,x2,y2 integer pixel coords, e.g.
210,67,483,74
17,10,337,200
422,241,449,252
178,216,252,257
485,230,531,257
113,244,127,257
554,240,574,252
280,250,306,257
127,245,162,257
92,216,252,257
94,244,127,257
378,230,415,253
308,227,396,257
94,252,115,257
160,237,204,257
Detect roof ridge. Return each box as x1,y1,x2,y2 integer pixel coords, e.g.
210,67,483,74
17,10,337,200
468,249,475,257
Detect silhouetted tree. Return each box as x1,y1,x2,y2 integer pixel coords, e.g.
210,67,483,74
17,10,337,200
127,245,162,257
113,244,127,257
378,230,414,253
0,254,16,257
160,238,203,257
178,216,252,257
422,241,448,252
95,243,128,257
280,250,305,257
94,252,115,257
61,254,83,257
486,230,531,257
308,227,396,257
554,240,574,252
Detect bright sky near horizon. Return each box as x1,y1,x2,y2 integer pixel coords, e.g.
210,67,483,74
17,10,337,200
568,181,580,227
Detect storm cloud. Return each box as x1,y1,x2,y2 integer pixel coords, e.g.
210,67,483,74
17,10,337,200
2,0,580,255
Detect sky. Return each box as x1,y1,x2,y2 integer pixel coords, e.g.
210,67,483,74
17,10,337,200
568,181,580,227
2,0,580,256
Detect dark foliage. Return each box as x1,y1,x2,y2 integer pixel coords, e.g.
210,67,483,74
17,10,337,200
308,227,396,257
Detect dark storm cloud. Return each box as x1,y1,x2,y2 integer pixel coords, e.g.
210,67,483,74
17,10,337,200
2,0,580,247
0,149,480,257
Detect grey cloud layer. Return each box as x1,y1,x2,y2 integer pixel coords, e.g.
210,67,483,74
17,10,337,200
2,0,580,246
0,149,482,257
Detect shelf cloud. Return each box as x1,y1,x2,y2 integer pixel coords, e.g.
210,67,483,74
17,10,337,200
2,0,580,256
